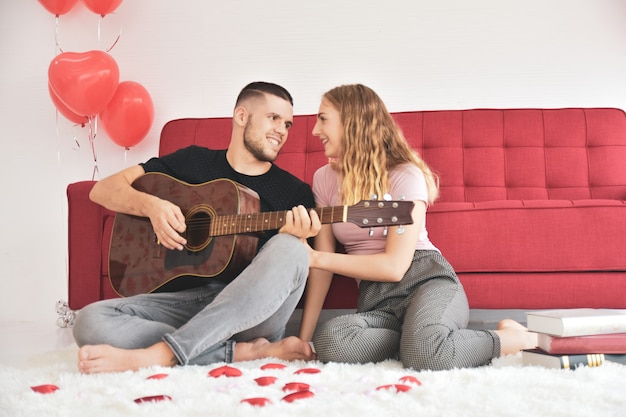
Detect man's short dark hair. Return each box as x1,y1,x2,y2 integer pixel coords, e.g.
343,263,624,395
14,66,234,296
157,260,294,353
235,81,294,107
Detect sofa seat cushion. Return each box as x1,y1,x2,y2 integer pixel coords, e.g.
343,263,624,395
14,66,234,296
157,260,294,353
460,271,626,309
427,199,626,273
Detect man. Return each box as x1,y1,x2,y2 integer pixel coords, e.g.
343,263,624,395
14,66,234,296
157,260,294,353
73,82,320,373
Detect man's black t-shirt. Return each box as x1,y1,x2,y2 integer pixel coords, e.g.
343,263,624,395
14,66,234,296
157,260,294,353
140,146,315,249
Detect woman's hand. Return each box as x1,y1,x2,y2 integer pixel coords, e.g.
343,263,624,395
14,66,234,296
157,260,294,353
279,205,321,241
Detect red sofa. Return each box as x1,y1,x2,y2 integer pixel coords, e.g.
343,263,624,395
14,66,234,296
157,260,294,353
67,108,626,311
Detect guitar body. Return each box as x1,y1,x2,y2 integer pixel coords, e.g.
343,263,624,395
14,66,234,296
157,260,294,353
109,172,414,297
109,174,261,297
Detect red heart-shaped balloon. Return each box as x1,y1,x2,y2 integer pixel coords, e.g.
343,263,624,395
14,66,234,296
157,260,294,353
48,50,119,117
38,0,79,16
82,0,123,16
48,83,89,126
99,81,154,148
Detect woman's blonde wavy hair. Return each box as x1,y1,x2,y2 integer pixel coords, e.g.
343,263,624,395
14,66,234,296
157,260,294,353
323,84,439,205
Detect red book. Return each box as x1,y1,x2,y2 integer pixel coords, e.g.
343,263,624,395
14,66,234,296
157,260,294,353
537,332,626,354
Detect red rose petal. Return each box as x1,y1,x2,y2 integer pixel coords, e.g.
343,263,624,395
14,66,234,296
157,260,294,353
399,375,422,385
241,397,272,407
254,376,278,386
133,395,172,403
260,363,287,370
282,382,310,392
376,384,412,393
294,367,320,375
208,365,243,378
147,373,169,380
282,390,314,402
31,384,59,394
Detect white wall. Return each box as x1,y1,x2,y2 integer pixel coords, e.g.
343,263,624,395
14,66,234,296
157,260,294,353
1,0,625,323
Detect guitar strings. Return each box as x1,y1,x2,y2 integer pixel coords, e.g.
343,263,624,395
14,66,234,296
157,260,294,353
181,205,404,231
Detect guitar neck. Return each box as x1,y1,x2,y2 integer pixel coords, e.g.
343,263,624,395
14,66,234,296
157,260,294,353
208,206,347,237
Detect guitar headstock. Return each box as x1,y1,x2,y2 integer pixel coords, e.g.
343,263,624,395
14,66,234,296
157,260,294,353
347,200,414,228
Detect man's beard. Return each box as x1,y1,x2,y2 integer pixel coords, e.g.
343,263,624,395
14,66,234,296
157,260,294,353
243,122,278,163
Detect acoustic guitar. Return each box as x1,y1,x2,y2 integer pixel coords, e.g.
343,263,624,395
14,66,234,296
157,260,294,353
108,172,414,296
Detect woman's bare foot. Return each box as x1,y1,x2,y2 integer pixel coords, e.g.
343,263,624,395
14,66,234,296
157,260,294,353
77,342,177,374
234,336,315,362
498,319,528,332
495,319,538,355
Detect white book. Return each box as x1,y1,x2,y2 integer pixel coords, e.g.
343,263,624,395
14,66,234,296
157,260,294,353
526,309,626,337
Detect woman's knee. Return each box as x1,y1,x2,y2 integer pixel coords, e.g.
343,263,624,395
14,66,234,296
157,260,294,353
400,323,457,371
312,318,333,342
312,319,352,362
313,316,396,364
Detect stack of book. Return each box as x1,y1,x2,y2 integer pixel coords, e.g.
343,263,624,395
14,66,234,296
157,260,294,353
521,308,626,369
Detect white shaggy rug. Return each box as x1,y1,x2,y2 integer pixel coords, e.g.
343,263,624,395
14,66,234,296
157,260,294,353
1,346,625,417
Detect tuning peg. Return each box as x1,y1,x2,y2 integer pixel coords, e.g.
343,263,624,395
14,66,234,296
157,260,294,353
370,193,378,200
383,226,388,236
397,225,405,235
383,193,392,201
369,227,374,237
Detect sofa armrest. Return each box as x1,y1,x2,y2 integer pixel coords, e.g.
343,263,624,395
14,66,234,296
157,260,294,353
67,181,113,310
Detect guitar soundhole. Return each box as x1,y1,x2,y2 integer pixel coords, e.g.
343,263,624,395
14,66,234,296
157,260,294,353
185,205,214,252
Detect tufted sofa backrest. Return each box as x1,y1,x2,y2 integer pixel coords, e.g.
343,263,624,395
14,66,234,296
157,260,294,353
159,108,626,203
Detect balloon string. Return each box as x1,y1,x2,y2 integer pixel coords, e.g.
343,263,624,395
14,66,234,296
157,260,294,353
54,15,64,54
98,15,122,53
54,107,60,139
55,108,62,168
89,117,99,180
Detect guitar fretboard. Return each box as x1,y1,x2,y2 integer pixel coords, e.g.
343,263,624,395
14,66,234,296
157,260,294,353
207,206,347,237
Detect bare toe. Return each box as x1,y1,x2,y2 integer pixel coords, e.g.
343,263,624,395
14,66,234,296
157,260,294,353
498,319,528,331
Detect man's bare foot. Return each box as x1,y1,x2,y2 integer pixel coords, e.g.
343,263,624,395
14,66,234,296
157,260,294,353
234,336,315,362
495,319,538,355
77,342,178,374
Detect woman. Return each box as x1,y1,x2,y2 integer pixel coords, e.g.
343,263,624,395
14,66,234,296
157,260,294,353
299,84,536,370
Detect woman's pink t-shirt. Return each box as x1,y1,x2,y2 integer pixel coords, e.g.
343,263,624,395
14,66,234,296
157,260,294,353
312,163,439,255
